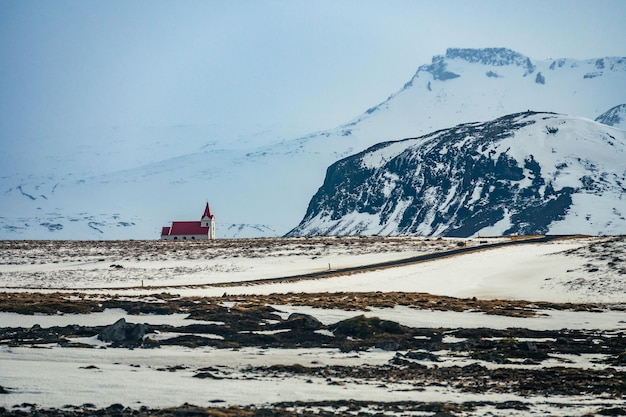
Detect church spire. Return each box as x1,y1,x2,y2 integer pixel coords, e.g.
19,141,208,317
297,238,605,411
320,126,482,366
202,202,214,220
201,201,216,239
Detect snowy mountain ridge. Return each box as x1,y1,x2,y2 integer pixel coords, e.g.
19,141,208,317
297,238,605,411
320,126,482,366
339,48,625,142
595,104,626,130
288,112,626,237
444,47,535,67
1,48,625,239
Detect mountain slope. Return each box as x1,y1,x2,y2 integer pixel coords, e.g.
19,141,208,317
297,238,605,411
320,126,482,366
2,48,626,239
288,112,626,237
284,48,626,158
595,104,626,130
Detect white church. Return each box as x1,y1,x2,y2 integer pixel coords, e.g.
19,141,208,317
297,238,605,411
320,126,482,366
160,202,216,240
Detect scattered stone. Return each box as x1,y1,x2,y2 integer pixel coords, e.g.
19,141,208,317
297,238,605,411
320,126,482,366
332,315,406,339
283,313,323,330
105,403,125,412
598,407,626,416
518,341,537,351
495,401,530,410
402,351,441,362
193,372,223,380
97,318,152,345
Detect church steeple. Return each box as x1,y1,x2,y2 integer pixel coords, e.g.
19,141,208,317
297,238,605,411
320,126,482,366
202,202,214,220
200,201,215,239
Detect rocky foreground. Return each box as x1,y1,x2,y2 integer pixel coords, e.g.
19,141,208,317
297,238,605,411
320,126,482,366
1,237,625,416
1,291,625,416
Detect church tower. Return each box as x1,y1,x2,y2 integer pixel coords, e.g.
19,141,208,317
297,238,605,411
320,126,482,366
200,202,215,240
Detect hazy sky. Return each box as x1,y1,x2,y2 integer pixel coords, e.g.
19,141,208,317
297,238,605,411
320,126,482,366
1,0,625,147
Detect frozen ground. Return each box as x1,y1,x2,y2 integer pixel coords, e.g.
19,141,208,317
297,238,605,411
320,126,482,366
0,236,625,416
0,237,470,289
1,236,625,303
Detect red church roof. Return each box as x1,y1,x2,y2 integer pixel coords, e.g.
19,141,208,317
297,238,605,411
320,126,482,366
202,202,214,219
166,221,208,236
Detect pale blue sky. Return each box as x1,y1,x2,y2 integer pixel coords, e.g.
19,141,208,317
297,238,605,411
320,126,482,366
1,0,625,148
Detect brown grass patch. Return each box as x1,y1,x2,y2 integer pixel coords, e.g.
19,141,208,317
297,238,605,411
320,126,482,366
0,291,616,317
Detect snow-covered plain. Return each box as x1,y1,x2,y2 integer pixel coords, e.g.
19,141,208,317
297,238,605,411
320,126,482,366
2,236,624,303
1,236,625,416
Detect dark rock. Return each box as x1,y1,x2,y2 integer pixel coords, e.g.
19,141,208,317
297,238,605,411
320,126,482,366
403,350,441,362
375,340,399,351
284,313,323,330
463,363,487,373
598,407,626,416
126,322,151,342
496,401,530,410
158,335,218,348
519,341,537,351
332,315,405,339
105,403,125,412
535,71,545,84
193,372,223,379
98,318,128,343
98,318,152,344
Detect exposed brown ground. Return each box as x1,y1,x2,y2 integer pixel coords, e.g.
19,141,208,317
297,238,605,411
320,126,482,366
0,290,620,318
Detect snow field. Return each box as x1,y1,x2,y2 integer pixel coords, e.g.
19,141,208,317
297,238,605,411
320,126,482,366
1,236,625,415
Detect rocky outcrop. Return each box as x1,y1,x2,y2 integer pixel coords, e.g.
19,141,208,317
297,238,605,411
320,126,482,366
289,111,626,237
97,318,152,346
282,313,323,330
595,103,626,129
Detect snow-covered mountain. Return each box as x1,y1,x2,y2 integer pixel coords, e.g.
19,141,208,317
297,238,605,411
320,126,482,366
288,112,626,237
2,48,625,239
596,104,626,130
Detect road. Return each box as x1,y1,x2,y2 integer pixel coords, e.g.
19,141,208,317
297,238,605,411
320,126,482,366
213,235,577,288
